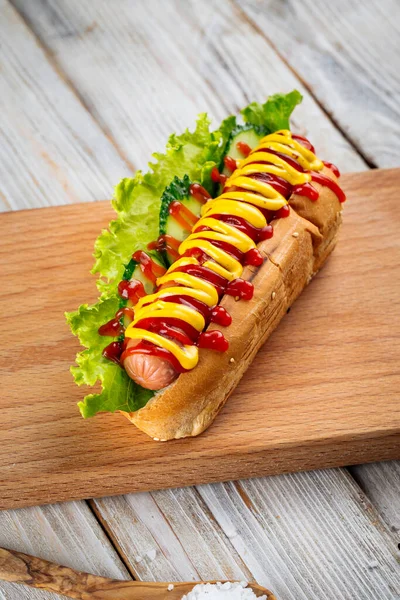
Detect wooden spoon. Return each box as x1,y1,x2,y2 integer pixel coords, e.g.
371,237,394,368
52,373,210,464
0,547,276,600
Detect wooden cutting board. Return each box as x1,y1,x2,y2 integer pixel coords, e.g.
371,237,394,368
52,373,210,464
0,168,399,510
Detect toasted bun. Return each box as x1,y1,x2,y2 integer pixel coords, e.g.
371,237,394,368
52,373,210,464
121,168,343,439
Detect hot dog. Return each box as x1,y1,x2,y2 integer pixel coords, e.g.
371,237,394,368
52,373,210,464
68,91,346,439
121,163,343,439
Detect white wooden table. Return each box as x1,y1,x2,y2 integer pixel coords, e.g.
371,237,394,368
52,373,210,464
1,1,399,598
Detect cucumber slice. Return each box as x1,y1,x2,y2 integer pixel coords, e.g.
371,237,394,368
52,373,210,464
159,175,202,265
222,124,265,175
123,251,164,295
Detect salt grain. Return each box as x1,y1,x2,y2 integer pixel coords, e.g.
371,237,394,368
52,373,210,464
146,549,157,561
225,527,238,539
292,232,299,238
168,584,175,591
181,581,266,600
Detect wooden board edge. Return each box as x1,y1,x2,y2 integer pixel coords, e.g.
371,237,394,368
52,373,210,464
2,430,399,511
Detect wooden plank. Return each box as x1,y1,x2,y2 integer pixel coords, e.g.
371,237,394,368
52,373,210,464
9,0,366,173
0,0,129,213
0,501,130,599
0,168,399,510
0,6,134,597
350,461,400,537
229,0,400,533
93,470,400,599
91,490,252,582
197,472,400,599
236,0,400,168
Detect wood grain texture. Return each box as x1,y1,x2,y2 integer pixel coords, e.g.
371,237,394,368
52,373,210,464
0,547,276,600
237,0,400,167
92,490,252,582
0,169,399,510
198,471,400,599
1,0,399,594
350,461,400,539
0,0,129,213
93,470,400,600
9,0,366,174
0,502,129,600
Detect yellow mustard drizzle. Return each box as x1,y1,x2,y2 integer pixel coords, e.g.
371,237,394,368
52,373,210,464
131,300,206,331
125,130,323,370
201,199,267,228
134,285,216,310
125,329,199,370
253,131,324,171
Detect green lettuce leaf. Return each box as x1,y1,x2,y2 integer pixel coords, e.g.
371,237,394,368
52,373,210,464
93,113,233,297
66,299,153,417
67,113,235,418
241,90,302,132
68,91,302,419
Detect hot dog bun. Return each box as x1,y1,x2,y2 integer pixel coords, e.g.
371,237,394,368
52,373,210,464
121,167,342,440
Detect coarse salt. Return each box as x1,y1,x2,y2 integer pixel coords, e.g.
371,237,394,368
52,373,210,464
181,581,266,600
168,584,175,591
146,548,157,561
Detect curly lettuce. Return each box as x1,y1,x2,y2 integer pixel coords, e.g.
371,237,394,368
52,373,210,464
67,91,302,419
93,114,231,297
241,90,302,131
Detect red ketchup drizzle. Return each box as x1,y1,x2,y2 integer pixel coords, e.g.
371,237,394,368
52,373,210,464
148,234,181,260
169,263,228,296
236,141,252,157
132,250,166,285
249,172,292,199
323,161,341,178
293,182,319,201
181,246,210,264
198,331,229,352
226,278,254,301
212,213,260,241
169,201,199,231
102,341,123,364
192,227,244,262
134,317,199,342
116,307,135,321
98,317,124,337
260,149,304,172
211,306,232,326
211,167,227,186
121,342,188,373
189,183,211,204
260,225,274,241
244,248,263,266
98,307,135,338
224,155,237,172
272,205,291,220
160,295,211,320
118,279,146,303
292,134,316,153
311,172,346,203
147,323,193,346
